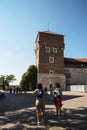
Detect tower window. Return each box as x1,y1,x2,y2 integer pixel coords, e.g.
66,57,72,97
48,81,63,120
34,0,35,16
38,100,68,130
49,57,54,63
45,47,50,52
52,47,57,53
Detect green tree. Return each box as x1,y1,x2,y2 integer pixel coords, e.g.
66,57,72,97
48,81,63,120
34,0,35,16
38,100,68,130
0,75,5,90
20,72,29,91
20,65,37,91
6,75,16,85
0,74,16,89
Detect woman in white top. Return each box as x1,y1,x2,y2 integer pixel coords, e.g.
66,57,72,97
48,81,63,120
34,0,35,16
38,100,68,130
53,83,62,119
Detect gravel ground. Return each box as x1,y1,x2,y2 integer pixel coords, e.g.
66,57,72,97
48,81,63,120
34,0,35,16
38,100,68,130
0,91,87,130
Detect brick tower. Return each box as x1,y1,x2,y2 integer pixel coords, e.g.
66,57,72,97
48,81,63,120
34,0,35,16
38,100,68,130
35,30,65,89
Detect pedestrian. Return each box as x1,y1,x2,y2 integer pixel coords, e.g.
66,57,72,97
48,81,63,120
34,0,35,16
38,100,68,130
49,84,53,96
33,83,45,126
0,90,5,99
44,87,48,111
44,87,48,99
9,87,12,94
53,82,62,119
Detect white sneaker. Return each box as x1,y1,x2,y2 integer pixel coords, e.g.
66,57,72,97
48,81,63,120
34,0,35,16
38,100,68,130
37,121,40,126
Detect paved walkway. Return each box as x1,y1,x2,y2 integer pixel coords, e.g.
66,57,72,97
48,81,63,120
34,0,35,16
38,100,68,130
0,91,87,130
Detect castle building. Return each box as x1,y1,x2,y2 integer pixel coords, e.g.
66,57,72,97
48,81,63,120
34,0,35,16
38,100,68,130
35,30,87,90
64,58,87,86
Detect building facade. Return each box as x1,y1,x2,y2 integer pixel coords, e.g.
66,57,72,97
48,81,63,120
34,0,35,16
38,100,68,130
35,31,87,90
35,31,65,89
64,58,87,86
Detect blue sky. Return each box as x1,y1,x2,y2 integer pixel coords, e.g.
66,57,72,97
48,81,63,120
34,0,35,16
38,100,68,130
0,0,87,85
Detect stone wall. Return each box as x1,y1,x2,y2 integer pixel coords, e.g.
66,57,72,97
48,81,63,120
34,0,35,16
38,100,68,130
65,67,87,85
37,73,66,90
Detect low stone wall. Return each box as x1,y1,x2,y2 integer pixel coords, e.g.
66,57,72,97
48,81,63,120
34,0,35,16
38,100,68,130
66,85,87,92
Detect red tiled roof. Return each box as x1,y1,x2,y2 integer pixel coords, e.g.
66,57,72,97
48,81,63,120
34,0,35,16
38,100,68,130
64,57,87,63
75,58,87,62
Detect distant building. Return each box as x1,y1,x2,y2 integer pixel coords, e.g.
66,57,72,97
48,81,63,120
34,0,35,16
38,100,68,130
35,30,87,90
64,58,87,85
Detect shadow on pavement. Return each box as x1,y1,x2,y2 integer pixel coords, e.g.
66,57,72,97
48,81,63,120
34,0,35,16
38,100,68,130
0,92,87,130
0,93,35,113
62,94,84,101
46,93,84,105
0,92,84,113
45,107,87,130
0,107,87,130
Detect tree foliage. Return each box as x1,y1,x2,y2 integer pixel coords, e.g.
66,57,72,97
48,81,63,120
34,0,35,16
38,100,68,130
0,74,16,89
20,65,37,91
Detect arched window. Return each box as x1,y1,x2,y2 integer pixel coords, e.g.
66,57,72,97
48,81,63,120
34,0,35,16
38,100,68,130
49,70,54,74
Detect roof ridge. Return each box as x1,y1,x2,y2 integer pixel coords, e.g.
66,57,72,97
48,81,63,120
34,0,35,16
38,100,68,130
39,30,63,36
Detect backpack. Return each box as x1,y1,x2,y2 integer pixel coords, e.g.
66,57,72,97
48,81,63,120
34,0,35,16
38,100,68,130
37,89,44,98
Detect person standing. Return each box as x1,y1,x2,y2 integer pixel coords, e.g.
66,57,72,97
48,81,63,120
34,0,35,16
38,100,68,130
43,87,48,112
0,90,5,99
53,82,62,119
33,83,45,126
49,84,53,96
